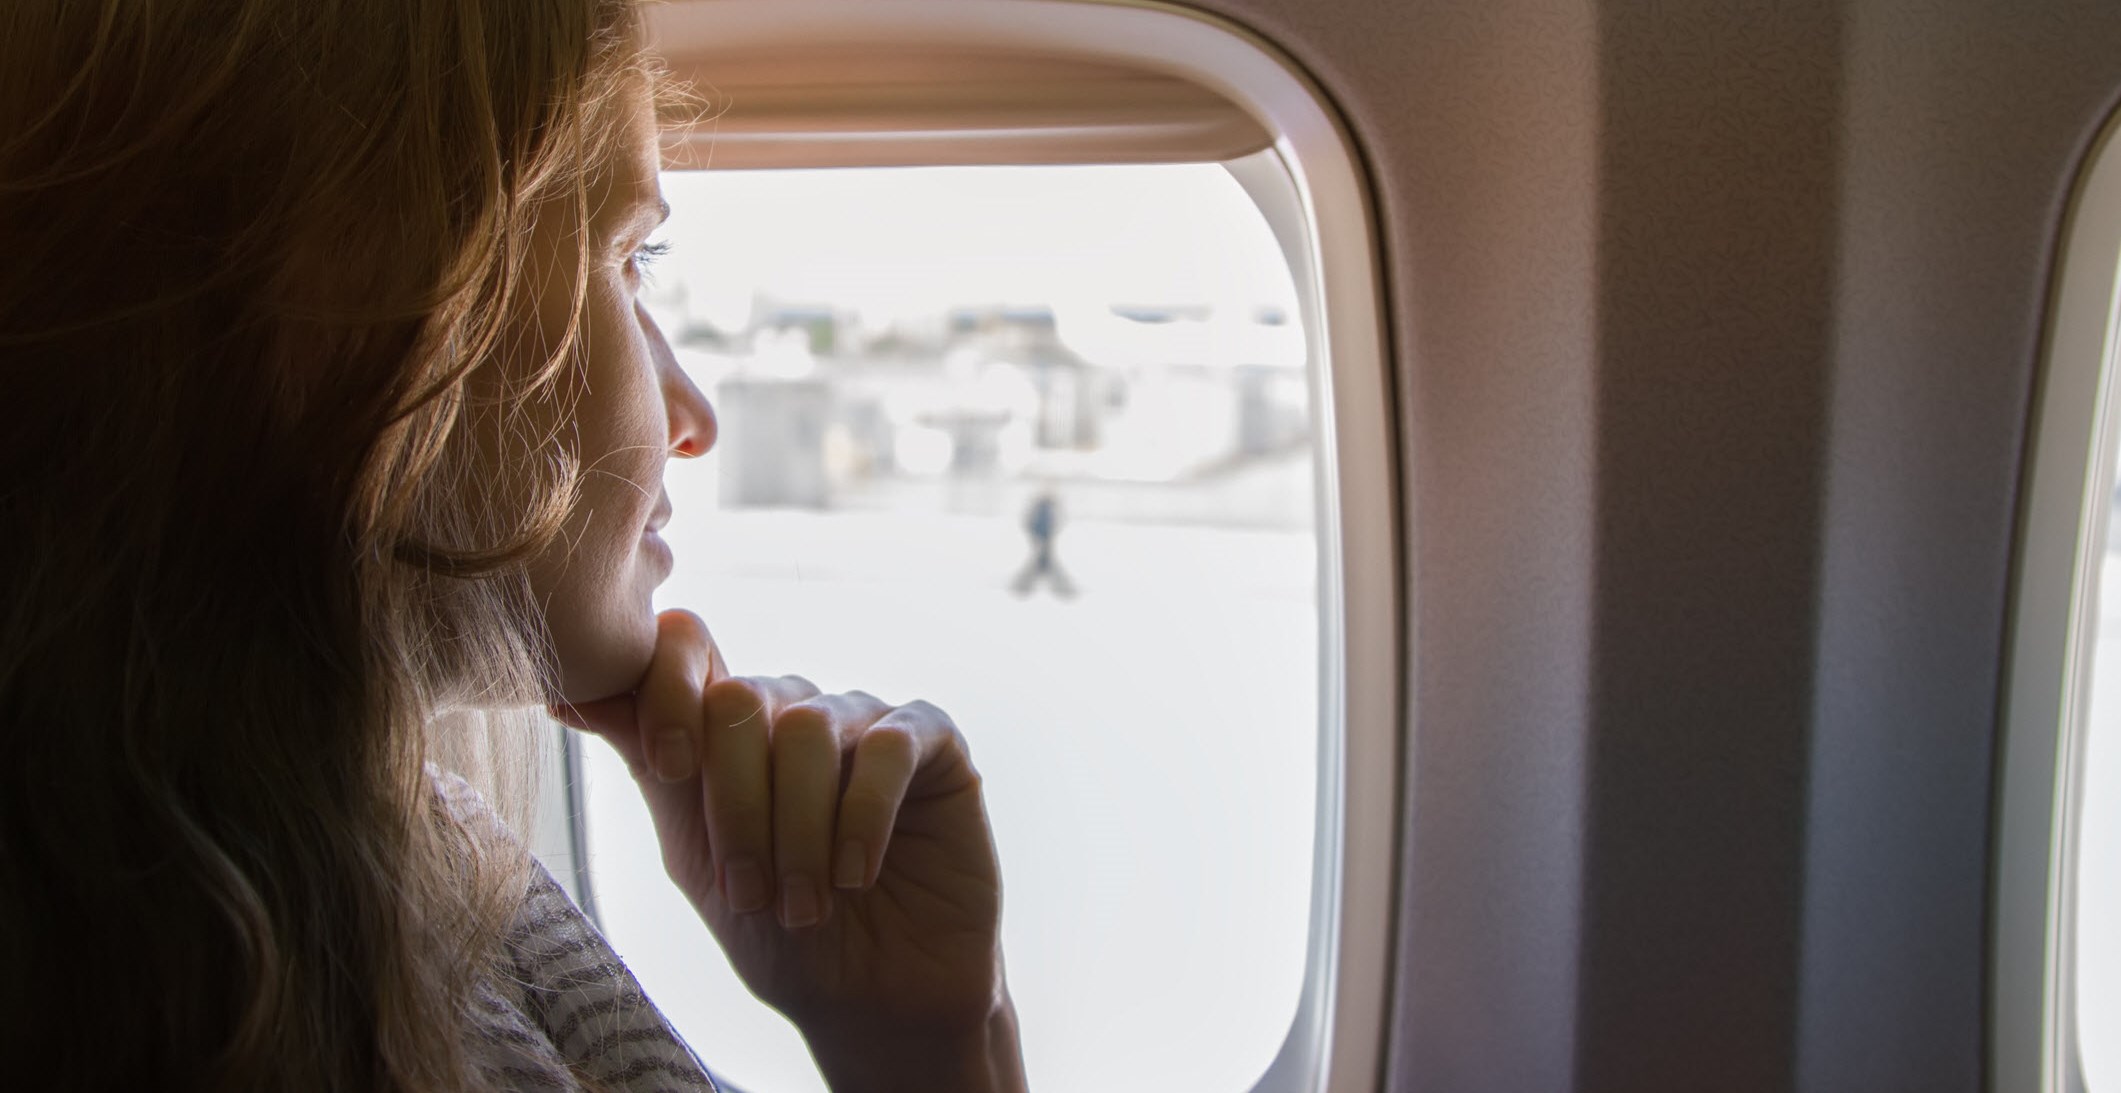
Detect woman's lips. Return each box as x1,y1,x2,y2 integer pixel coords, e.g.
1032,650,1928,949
642,495,675,575
642,528,674,574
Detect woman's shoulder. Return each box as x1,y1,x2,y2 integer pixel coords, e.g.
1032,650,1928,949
427,765,721,1092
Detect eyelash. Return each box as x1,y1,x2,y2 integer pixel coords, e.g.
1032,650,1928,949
631,239,673,279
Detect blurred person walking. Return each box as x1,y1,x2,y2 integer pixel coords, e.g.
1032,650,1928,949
1011,488,1077,598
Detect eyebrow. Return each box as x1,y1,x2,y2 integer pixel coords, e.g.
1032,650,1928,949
597,190,669,248
621,197,671,238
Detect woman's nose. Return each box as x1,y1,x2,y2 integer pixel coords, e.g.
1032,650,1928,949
640,301,716,458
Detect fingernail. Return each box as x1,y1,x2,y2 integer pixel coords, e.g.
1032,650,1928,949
652,729,695,782
781,875,819,928
834,841,866,890
725,858,768,913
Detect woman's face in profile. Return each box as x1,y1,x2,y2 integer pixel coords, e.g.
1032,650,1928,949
521,89,715,702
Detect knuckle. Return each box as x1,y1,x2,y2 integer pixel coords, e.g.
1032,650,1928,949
859,721,918,760
901,698,956,728
940,724,974,765
838,785,900,820
657,608,708,638
703,678,766,723
771,708,837,752
641,720,689,747
777,698,832,725
704,676,758,702
705,792,768,833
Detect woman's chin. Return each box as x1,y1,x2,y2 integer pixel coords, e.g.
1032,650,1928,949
551,612,661,705
539,543,671,704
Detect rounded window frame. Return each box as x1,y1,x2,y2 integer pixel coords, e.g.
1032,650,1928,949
531,2,1402,1090
1995,100,2121,1093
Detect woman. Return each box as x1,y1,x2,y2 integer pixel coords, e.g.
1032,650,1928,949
0,0,1025,1089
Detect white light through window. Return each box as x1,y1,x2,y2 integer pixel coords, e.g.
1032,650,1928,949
578,163,1322,1092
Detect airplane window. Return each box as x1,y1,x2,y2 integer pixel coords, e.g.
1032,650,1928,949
571,162,1322,1092
1997,127,2121,1093
2081,472,2121,1088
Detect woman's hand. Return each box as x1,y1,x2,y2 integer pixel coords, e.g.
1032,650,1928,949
554,610,1027,1093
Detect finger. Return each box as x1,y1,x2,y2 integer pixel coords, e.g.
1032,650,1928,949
772,691,891,927
832,700,972,890
700,674,820,915
639,610,715,783
704,632,731,686
831,720,916,891
546,608,727,764
550,693,634,740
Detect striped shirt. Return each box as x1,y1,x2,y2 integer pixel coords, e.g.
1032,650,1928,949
436,771,721,1093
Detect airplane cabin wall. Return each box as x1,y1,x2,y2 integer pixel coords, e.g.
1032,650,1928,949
1148,0,2121,1089
1801,7,2121,1092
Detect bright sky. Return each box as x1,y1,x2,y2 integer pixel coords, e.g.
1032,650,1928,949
648,163,1300,332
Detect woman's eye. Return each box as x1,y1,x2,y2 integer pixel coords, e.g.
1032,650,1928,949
629,239,673,284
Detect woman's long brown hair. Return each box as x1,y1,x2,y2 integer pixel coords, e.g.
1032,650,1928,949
0,0,658,1086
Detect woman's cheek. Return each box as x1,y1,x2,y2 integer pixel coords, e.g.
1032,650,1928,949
537,290,672,701
543,555,662,701
532,462,659,700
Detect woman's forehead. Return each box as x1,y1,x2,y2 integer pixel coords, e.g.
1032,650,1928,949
590,105,666,236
